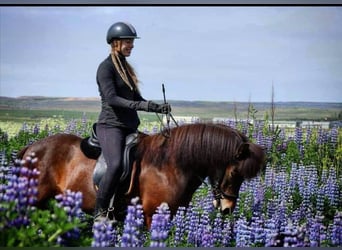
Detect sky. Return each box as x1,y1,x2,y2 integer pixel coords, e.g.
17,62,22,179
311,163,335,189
0,6,341,102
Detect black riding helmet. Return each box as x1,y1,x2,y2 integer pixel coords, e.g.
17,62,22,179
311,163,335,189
106,22,140,44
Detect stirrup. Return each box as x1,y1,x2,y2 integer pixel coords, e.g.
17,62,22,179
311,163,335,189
94,207,117,225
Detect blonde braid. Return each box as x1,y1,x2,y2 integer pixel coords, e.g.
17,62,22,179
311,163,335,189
111,46,140,92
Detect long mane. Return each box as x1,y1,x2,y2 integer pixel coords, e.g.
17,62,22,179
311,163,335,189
137,123,249,173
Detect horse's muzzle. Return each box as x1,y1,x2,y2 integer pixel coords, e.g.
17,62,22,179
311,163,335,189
213,198,236,214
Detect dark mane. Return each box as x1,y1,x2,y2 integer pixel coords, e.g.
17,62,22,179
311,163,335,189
137,123,249,172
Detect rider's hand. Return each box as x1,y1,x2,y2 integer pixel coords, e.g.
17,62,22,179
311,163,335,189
148,101,171,114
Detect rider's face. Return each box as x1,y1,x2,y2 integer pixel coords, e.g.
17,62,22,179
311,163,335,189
115,39,134,57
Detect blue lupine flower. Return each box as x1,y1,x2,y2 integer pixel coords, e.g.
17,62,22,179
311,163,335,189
329,126,338,148
212,212,223,246
221,217,234,247
150,202,171,247
0,154,39,229
186,202,200,246
250,214,265,246
283,220,299,247
264,217,279,247
309,215,325,247
55,190,84,246
120,197,144,247
171,206,186,246
330,211,342,246
92,221,116,247
235,217,251,247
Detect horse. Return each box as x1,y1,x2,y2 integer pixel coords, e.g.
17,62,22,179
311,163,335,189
17,122,265,228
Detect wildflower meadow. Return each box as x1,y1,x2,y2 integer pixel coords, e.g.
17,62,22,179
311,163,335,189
0,114,341,247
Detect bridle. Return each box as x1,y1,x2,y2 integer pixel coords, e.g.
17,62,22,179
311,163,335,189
212,181,238,203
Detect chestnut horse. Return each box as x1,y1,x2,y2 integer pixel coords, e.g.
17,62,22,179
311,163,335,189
18,123,265,228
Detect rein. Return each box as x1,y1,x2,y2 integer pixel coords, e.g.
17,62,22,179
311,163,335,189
155,84,179,138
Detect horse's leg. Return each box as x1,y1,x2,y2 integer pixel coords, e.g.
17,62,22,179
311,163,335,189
62,150,97,214
138,163,187,228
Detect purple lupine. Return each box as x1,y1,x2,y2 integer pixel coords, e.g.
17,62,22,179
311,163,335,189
235,217,251,247
329,126,338,149
317,127,328,145
307,165,318,197
324,167,339,208
171,206,186,246
0,155,39,229
294,127,303,156
264,217,279,247
55,190,84,246
330,211,342,246
64,119,77,134
92,221,116,247
198,209,214,247
120,197,144,247
276,201,287,234
55,190,83,219
283,220,300,247
221,217,234,247
185,202,200,246
305,127,312,145
201,231,214,247
212,212,223,246
309,214,326,247
33,124,40,135
149,202,171,247
264,164,275,188
250,214,265,246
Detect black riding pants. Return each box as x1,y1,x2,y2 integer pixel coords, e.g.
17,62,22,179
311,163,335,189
95,123,134,212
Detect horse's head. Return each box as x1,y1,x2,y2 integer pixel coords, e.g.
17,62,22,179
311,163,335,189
213,141,265,214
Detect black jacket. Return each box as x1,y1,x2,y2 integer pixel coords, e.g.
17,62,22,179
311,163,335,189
96,54,148,130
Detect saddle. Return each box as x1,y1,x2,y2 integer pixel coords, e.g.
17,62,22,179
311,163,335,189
80,123,138,188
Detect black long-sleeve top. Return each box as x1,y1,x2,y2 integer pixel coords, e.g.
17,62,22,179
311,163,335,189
96,54,148,130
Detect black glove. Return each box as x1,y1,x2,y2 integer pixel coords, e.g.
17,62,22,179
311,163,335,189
148,101,171,114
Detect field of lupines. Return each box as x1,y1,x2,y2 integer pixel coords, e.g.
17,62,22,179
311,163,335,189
0,114,341,247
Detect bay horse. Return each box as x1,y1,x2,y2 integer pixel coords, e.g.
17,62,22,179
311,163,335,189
18,123,265,228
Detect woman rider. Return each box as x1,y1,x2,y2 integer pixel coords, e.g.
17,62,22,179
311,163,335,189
94,22,170,222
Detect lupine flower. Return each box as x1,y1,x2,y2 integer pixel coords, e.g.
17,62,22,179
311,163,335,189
264,218,279,247
329,126,338,148
212,212,223,246
92,221,116,247
185,202,200,246
149,202,171,247
324,167,339,207
0,154,39,229
309,214,325,247
294,127,303,155
120,197,144,247
250,214,265,246
283,219,299,247
221,217,234,246
55,190,84,246
198,209,213,247
171,206,186,246
33,124,40,135
235,217,251,247
330,211,342,246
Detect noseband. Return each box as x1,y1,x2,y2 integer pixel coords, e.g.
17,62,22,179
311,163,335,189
212,182,238,207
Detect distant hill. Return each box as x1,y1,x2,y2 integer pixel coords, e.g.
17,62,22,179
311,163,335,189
0,96,341,121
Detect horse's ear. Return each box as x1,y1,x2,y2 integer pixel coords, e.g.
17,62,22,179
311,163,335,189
235,143,250,160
